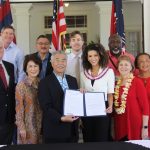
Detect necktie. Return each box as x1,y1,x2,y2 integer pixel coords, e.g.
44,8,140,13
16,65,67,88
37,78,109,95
75,56,80,86
0,64,7,89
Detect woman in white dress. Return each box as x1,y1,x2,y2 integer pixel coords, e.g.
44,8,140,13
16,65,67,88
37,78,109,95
80,43,115,142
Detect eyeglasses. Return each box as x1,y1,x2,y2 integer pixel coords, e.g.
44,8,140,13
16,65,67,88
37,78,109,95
37,42,50,46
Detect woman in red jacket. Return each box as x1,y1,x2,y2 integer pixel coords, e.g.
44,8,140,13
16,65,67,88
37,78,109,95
114,55,149,141
135,52,150,138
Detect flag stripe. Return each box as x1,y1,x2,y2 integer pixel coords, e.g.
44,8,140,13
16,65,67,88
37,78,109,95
0,0,13,31
51,0,67,51
0,1,12,20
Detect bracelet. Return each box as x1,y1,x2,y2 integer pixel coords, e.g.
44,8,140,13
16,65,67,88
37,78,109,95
143,125,148,129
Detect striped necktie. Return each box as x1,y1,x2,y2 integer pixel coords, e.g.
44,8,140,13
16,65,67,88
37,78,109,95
75,56,80,86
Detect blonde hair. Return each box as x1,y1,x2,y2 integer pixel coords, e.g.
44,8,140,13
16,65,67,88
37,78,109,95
118,55,134,71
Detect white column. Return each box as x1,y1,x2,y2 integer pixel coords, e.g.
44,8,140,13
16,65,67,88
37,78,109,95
95,1,112,50
143,0,150,53
11,3,32,55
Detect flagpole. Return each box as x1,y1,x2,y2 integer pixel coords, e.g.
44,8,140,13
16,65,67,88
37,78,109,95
141,2,144,52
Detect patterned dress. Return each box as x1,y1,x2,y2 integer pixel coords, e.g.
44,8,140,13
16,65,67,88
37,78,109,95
15,77,42,144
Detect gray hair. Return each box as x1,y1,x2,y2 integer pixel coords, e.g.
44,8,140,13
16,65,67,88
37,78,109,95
51,50,67,62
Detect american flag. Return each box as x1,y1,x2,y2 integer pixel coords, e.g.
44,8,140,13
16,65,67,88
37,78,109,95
110,0,126,52
0,0,13,31
51,0,67,51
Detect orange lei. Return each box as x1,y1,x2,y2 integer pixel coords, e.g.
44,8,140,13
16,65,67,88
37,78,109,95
114,73,134,114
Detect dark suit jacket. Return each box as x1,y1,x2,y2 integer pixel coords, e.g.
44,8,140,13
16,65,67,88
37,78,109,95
0,60,15,125
27,52,53,78
38,73,79,140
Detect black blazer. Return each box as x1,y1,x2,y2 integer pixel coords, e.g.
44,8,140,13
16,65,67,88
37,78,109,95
0,60,15,125
26,52,53,77
38,73,79,140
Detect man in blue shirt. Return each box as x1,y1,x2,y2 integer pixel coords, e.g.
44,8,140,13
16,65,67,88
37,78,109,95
28,35,53,79
1,25,25,84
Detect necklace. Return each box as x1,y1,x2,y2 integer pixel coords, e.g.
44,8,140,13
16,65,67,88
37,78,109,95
114,73,134,114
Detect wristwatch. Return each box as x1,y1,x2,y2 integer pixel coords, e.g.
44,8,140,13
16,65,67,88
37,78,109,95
143,125,148,129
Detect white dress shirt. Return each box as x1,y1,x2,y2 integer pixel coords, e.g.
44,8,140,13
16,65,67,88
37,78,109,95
65,52,83,87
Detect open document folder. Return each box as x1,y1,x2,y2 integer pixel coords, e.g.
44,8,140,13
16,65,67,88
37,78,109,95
63,89,106,117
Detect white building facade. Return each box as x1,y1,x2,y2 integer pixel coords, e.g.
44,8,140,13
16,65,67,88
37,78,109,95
10,0,150,55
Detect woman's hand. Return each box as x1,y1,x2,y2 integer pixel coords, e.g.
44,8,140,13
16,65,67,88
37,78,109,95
107,94,113,114
61,115,79,123
106,106,113,113
141,128,149,140
79,88,87,93
19,130,27,144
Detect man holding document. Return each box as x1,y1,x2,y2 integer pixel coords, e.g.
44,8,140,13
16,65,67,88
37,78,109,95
38,51,79,143
80,43,115,142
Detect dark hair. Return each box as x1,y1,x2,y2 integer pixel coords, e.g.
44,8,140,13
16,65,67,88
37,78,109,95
82,43,108,71
23,55,42,75
1,25,15,32
134,52,150,69
36,34,50,42
69,30,84,41
108,34,121,43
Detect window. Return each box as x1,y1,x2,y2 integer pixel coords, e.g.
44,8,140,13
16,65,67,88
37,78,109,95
44,15,87,29
125,31,142,56
66,16,87,28
44,16,52,28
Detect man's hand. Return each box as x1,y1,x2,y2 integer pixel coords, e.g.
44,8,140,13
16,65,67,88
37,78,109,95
61,115,79,123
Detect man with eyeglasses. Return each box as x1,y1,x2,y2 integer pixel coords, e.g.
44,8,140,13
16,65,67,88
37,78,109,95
27,35,53,79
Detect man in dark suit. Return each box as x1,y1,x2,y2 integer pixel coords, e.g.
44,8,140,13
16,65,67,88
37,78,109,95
27,35,53,79
38,51,79,143
0,38,15,145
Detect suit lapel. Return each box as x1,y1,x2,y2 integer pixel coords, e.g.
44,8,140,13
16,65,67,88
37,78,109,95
46,53,52,76
0,77,6,90
66,75,74,89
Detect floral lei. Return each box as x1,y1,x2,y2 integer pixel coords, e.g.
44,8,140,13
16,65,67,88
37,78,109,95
114,73,134,114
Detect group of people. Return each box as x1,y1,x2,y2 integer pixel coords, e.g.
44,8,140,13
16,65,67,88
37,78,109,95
0,25,150,145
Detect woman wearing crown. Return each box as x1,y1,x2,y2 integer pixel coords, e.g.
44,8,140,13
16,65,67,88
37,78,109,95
113,55,149,141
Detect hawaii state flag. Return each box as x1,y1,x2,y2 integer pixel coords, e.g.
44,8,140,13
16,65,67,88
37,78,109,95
51,0,67,51
0,0,13,31
110,0,126,52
